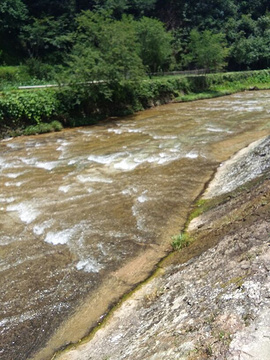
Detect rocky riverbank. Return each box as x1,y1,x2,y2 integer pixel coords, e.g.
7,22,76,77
54,136,270,360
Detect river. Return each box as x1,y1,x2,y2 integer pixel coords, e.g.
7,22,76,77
1,91,270,360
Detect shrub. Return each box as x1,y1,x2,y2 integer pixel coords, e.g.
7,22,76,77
0,90,59,127
50,120,63,131
25,58,56,81
0,66,30,83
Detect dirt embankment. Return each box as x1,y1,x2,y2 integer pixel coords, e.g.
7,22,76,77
55,136,270,360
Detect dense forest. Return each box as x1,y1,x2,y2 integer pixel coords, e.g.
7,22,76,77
1,0,269,80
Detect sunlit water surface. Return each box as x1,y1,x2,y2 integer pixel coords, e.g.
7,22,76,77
1,91,270,359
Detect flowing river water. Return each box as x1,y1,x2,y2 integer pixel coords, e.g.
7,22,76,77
1,91,270,360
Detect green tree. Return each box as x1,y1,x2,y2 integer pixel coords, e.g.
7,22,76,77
22,0,76,18
93,0,156,18
136,17,173,74
188,29,229,71
70,12,144,82
62,11,146,120
237,14,256,37
94,0,128,19
0,0,28,32
238,0,269,20
227,12,270,70
101,16,144,80
65,9,145,109
130,0,157,17
0,0,28,63
230,34,270,70
154,0,237,30
21,16,74,62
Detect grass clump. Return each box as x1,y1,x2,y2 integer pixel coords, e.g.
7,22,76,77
171,232,191,250
23,120,63,136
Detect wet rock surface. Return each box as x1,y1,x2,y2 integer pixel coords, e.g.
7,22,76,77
56,137,270,360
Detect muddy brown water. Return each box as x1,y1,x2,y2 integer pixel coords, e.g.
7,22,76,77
0,91,269,360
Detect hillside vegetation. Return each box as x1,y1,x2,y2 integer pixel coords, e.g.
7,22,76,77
1,1,269,73
1,1,270,137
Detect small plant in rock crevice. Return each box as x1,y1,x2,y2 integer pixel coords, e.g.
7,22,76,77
171,232,191,250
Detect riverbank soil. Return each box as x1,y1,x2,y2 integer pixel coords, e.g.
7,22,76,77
55,137,270,360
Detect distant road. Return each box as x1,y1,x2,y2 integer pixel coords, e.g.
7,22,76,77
18,84,58,89
18,80,104,90
17,70,208,90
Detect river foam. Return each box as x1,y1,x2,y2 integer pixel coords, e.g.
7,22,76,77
44,229,74,245
76,258,103,273
7,202,40,224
